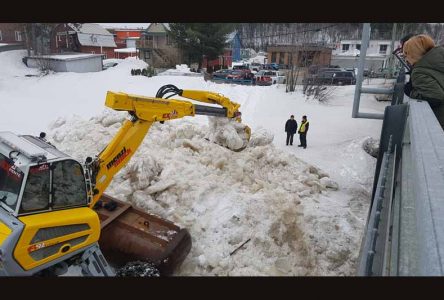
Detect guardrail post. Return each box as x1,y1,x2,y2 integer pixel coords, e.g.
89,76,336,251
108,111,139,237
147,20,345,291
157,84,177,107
352,23,371,118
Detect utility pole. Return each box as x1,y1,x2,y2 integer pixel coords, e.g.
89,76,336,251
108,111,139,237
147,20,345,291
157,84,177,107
388,23,398,77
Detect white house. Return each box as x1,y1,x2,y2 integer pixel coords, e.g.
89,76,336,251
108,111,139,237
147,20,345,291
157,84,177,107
331,39,401,70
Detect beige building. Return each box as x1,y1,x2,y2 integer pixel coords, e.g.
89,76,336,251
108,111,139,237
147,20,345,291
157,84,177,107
136,23,182,68
267,44,332,67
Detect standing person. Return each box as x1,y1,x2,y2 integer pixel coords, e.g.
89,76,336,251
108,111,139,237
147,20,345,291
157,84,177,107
402,34,444,128
298,115,309,149
285,115,298,146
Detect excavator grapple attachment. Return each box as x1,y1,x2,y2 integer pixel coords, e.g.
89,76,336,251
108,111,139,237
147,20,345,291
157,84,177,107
95,194,191,276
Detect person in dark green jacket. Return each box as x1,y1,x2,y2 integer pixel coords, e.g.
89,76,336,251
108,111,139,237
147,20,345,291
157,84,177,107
403,34,444,128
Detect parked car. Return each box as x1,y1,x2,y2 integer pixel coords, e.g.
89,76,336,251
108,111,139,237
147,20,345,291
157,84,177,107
255,75,273,86
232,64,250,71
308,65,344,75
226,69,253,80
304,70,356,85
261,63,279,70
250,62,262,72
370,68,399,79
212,69,233,79
255,70,286,84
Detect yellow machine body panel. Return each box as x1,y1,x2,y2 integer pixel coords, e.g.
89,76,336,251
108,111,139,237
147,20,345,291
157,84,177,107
14,207,100,271
0,221,11,246
105,92,195,122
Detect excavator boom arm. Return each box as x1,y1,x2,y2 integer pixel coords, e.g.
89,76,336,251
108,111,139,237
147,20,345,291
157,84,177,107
89,89,247,207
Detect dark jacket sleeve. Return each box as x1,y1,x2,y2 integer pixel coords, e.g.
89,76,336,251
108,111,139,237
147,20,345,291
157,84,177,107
305,122,309,133
285,120,289,132
410,71,444,105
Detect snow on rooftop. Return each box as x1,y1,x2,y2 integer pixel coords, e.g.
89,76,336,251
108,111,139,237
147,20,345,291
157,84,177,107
0,49,390,276
114,48,138,53
34,53,101,60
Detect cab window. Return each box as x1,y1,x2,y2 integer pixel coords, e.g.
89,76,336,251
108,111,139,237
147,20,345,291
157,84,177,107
0,154,24,211
52,160,87,209
20,164,50,213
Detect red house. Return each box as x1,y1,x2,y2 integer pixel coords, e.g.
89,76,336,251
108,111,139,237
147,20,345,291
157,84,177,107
202,49,233,71
51,23,117,59
0,23,25,45
202,32,241,71
112,29,143,59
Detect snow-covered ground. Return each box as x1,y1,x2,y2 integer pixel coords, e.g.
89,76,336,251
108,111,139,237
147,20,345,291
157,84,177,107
0,50,390,275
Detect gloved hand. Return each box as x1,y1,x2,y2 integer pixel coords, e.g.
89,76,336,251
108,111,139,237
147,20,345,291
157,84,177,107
404,80,413,96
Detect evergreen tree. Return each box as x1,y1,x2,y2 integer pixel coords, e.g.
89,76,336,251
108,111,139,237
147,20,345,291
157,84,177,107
168,23,234,69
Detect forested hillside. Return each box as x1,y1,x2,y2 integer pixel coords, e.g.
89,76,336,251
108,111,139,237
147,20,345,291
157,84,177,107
235,23,444,50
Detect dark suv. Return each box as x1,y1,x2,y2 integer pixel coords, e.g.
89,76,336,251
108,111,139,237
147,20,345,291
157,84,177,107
305,70,356,85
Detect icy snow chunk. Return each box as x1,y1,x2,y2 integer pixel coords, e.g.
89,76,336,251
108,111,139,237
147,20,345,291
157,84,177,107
101,113,126,127
145,180,175,195
48,117,66,130
362,137,379,158
248,128,274,147
207,117,249,151
320,177,339,190
125,156,162,190
197,255,206,266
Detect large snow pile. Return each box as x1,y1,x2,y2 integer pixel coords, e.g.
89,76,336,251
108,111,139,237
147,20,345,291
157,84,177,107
47,109,364,275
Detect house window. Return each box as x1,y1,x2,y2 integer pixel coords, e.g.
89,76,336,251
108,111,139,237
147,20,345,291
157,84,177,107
0,30,2,41
379,44,388,54
166,34,172,45
271,52,277,63
91,51,95,54
279,52,285,64
15,31,23,42
57,34,62,42
144,51,151,60
342,44,350,52
356,44,361,50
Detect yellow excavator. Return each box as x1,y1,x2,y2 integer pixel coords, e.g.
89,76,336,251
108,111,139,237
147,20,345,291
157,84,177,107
0,85,250,276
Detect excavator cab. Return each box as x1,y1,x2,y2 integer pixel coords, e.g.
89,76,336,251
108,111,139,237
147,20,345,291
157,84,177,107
0,131,191,276
0,132,104,276
0,132,91,216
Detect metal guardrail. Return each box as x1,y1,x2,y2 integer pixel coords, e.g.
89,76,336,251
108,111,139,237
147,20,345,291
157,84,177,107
353,22,444,276
357,95,444,276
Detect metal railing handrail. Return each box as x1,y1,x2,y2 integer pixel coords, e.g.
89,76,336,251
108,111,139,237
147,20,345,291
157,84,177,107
358,95,444,276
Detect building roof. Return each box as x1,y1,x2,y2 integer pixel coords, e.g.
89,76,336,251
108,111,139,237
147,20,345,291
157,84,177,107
225,31,238,43
67,23,117,48
97,23,150,30
146,23,170,34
